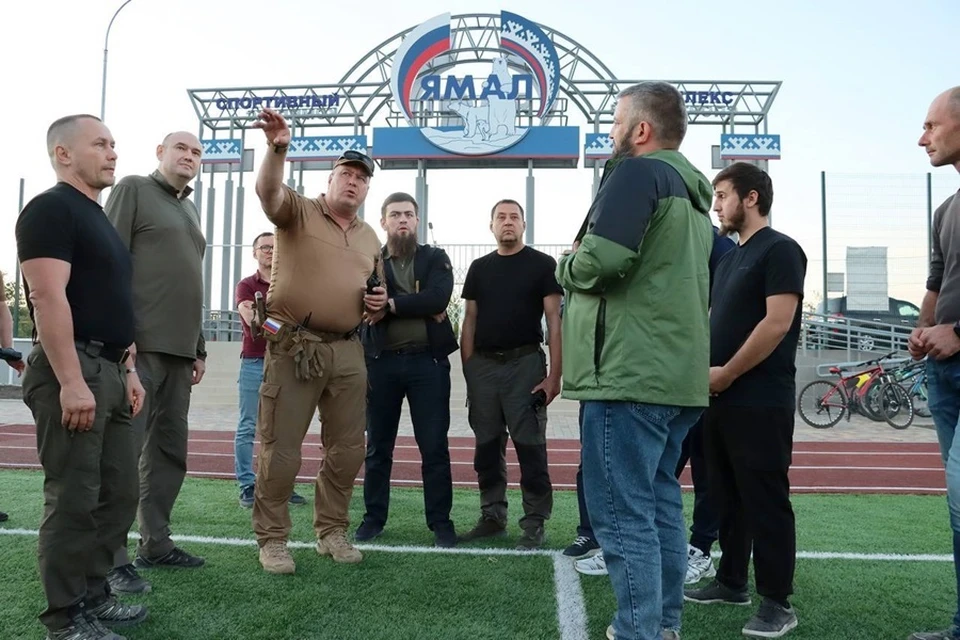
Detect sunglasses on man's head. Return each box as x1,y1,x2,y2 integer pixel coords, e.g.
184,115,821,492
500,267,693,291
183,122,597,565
338,149,375,175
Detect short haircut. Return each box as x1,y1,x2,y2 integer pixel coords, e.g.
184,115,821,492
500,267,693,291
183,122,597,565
253,231,274,248
490,198,524,220
616,82,687,147
46,114,101,160
713,162,774,217
381,192,418,218
949,86,960,117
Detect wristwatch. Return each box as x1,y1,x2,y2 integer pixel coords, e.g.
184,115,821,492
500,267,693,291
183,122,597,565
953,320,960,339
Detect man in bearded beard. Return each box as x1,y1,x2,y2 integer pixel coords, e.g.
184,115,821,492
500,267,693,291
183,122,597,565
356,192,459,548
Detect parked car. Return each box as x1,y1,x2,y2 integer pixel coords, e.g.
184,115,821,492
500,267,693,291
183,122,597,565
805,296,920,352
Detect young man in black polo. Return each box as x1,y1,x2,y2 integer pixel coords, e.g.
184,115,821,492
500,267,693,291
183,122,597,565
356,192,459,548
684,162,807,638
458,198,563,551
17,114,147,639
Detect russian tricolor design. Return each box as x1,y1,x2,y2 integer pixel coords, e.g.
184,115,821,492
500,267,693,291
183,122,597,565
390,13,452,123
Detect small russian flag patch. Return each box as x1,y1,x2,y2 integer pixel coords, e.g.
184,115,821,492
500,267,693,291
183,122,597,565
263,318,282,335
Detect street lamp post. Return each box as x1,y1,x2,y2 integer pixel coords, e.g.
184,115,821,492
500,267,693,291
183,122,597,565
100,0,134,122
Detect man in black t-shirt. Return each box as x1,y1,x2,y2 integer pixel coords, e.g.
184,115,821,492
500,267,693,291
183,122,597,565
684,163,806,639
16,114,148,639
458,199,563,550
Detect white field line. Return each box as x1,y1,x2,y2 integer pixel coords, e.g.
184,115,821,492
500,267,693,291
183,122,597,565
3,528,955,640
0,527,954,640
0,527,588,640
553,554,589,640
0,526,953,565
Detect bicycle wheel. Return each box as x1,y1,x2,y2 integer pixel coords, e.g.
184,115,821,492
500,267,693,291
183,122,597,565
861,383,888,422
880,383,914,430
911,380,931,418
798,380,846,428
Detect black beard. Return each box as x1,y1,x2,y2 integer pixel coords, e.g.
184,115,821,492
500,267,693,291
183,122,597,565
388,233,418,260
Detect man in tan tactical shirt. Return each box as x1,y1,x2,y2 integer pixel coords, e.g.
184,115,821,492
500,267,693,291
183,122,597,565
251,108,386,574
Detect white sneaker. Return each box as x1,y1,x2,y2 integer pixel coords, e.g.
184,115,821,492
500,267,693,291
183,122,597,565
575,550,607,576
685,544,716,584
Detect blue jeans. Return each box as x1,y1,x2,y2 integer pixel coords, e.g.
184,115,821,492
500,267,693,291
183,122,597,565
235,357,263,490
926,356,960,630
581,400,703,640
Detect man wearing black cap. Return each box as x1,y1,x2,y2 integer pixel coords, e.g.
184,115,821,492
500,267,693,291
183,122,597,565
249,108,386,575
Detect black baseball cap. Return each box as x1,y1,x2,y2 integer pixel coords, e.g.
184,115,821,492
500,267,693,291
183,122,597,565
334,149,375,177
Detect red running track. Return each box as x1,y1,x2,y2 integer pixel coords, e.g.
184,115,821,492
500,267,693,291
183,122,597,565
0,424,947,494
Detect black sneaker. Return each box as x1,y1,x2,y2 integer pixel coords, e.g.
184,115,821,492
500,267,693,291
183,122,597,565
354,520,384,542
684,579,752,606
0,510,8,523
563,535,600,558
134,546,204,569
83,613,126,640
239,485,254,509
289,491,307,506
742,598,798,638
433,523,458,549
87,596,148,629
458,517,507,543
106,564,151,595
47,609,120,640
516,525,545,551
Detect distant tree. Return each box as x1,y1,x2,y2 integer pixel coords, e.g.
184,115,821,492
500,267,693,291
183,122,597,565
2,271,32,339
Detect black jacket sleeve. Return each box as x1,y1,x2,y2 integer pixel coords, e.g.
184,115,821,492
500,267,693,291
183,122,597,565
391,247,454,317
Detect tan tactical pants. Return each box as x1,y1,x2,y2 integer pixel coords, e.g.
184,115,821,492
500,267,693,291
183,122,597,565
252,327,367,545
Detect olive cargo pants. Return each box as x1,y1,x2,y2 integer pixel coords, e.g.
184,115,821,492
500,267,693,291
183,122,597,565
114,351,194,565
21,344,138,632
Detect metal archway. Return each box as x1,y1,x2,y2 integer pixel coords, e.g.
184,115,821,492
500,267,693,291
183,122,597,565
186,11,782,317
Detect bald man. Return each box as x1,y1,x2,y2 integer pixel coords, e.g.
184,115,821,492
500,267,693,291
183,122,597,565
908,86,960,640
104,131,208,594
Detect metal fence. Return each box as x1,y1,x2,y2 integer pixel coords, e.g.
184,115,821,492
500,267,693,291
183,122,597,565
819,171,959,312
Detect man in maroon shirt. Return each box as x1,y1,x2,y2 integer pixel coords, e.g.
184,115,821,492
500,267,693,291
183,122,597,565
234,231,305,508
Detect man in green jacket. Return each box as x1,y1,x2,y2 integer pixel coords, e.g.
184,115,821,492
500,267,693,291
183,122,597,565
556,81,713,640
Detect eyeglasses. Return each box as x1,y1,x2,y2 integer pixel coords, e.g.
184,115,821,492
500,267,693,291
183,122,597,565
256,245,274,253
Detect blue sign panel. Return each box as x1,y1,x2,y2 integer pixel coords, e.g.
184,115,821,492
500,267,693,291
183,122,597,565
719,134,781,160
200,139,242,165
584,133,613,160
287,136,368,162
372,126,579,160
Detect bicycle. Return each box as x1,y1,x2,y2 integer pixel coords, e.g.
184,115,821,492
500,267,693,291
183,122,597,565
887,358,930,419
797,351,900,428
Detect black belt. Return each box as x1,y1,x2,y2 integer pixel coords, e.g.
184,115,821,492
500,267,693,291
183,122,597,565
75,339,130,364
381,344,430,356
476,344,540,363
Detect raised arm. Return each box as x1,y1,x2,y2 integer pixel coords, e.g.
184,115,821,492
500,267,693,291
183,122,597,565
253,108,295,227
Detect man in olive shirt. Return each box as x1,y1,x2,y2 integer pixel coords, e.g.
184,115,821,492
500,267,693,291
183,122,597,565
104,131,208,595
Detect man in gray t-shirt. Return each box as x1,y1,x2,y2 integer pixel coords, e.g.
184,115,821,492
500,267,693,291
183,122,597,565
908,86,960,640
